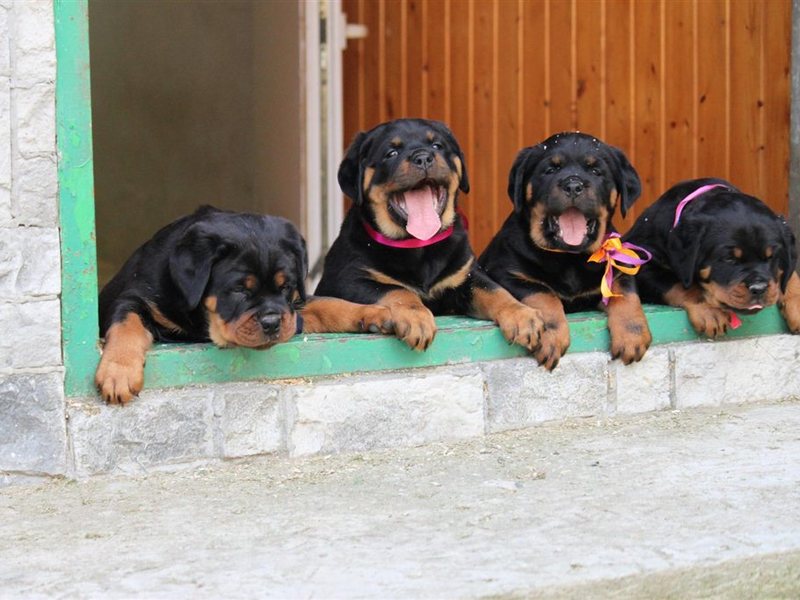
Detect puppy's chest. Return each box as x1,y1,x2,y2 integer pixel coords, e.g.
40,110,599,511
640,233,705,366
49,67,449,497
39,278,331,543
366,254,473,300
548,261,605,301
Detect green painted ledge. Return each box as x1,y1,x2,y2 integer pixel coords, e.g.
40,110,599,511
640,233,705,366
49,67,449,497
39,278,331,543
63,304,789,396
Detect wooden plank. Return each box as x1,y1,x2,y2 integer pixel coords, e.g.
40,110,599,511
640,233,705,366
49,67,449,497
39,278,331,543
728,0,762,195
426,0,448,122
521,0,548,145
406,0,425,117
448,0,473,239
548,0,574,132
494,0,521,250
763,0,791,216
696,0,729,183
606,0,637,233
631,0,662,215
383,0,404,120
573,0,603,134
470,0,496,253
55,0,102,397
342,0,363,144
662,0,695,188
363,0,383,127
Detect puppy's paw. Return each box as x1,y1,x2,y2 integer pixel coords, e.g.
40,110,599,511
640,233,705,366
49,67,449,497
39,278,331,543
609,319,652,365
686,304,731,338
495,304,544,353
95,355,144,405
389,304,437,351
358,304,394,334
532,319,571,370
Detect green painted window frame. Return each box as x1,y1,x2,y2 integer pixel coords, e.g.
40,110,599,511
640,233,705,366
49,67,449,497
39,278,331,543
55,0,792,398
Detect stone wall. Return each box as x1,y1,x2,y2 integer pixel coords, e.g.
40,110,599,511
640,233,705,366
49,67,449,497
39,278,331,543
0,0,66,483
64,336,800,479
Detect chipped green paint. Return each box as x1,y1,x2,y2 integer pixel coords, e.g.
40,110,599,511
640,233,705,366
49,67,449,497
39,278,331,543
54,0,794,398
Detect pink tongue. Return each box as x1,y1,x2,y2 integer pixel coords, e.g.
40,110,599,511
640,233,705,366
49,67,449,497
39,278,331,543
404,187,441,240
558,208,588,246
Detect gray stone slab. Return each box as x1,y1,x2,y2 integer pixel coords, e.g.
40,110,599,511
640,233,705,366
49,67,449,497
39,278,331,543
0,298,61,369
10,154,57,226
483,353,609,432
68,388,215,477
612,346,672,415
673,335,800,408
13,81,55,158
288,370,485,456
0,371,66,475
0,226,60,299
215,383,285,458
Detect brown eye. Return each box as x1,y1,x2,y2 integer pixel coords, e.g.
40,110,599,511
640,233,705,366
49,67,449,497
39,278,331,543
385,149,398,160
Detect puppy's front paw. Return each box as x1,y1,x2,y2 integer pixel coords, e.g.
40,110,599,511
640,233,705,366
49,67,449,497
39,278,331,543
532,318,570,370
358,304,395,334
495,304,544,353
685,303,731,338
95,355,144,405
609,319,652,364
389,304,437,351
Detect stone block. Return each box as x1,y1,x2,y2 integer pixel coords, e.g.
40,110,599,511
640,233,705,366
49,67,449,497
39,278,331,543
0,298,60,369
0,76,10,193
215,383,285,458
0,7,9,77
483,353,609,433
672,335,800,408
68,388,215,477
0,227,60,299
0,371,66,475
11,0,55,84
288,370,485,457
14,81,55,158
612,346,672,415
11,155,57,226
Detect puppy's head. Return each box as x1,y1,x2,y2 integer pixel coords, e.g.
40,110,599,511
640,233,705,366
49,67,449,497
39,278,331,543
338,118,469,241
667,188,796,312
169,210,307,348
508,132,641,253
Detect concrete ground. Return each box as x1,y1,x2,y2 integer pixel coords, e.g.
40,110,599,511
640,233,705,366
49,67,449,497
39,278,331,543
2,400,800,599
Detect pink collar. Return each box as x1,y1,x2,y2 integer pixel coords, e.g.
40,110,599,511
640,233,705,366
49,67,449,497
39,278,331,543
362,209,468,249
672,183,728,228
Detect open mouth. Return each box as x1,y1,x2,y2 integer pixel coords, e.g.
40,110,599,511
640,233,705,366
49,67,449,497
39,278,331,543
548,207,599,248
389,182,447,240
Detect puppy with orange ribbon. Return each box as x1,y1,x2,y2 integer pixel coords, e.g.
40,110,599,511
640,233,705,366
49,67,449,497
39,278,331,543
479,132,652,369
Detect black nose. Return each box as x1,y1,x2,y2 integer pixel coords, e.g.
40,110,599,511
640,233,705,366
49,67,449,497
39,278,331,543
259,313,282,335
748,281,768,296
559,176,584,197
411,150,434,169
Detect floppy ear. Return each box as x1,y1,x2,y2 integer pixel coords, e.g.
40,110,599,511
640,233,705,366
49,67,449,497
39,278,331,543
338,131,369,204
608,146,642,218
507,146,544,214
778,218,797,292
433,122,470,193
280,224,309,305
169,224,229,310
667,221,707,288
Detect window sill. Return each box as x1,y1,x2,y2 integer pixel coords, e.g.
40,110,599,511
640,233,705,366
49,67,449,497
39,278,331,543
67,304,790,397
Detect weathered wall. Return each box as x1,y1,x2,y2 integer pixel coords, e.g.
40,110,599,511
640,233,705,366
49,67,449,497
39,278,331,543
0,0,66,483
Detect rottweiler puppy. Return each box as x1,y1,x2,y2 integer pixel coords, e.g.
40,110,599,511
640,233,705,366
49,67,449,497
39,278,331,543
479,132,651,369
315,118,545,353
96,206,391,404
625,177,800,337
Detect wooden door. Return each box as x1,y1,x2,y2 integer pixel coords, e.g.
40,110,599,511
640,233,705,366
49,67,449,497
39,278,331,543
341,0,792,254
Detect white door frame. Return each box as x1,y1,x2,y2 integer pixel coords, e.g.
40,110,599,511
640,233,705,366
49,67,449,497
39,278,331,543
303,0,347,287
